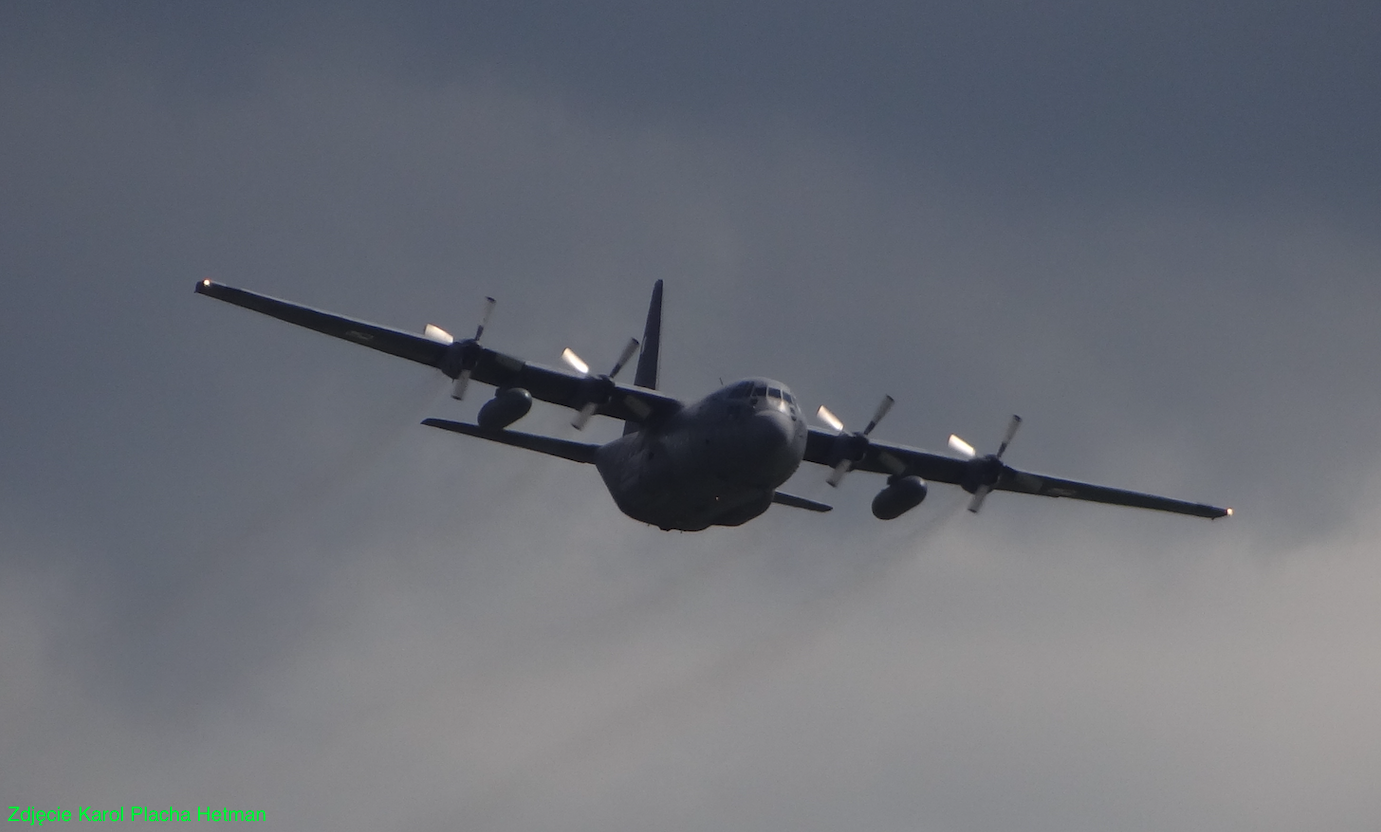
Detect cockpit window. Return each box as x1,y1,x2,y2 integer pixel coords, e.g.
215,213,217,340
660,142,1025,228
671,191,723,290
752,384,768,398
727,381,753,399
768,387,782,400
783,391,795,405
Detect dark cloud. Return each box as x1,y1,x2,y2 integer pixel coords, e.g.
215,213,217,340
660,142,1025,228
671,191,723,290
2,4,1380,831
8,2,1378,207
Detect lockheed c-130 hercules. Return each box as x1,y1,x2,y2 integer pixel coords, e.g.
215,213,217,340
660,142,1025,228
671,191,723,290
195,279,1230,531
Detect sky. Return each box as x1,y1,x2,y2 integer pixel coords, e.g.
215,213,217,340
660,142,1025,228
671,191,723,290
2,2,1380,829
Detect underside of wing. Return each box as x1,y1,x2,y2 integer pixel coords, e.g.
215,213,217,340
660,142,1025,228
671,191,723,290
805,427,1229,520
196,280,448,366
993,469,1230,518
804,428,970,484
197,280,683,427
474,359,683,426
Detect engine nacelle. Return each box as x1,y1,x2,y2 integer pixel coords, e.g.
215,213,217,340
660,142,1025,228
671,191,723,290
478,388,533,430
871,475,928,520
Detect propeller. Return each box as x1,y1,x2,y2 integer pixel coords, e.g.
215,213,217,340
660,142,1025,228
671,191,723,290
561,337,640,429
815,395,904,487
428,296,496,400
949,414,1022,513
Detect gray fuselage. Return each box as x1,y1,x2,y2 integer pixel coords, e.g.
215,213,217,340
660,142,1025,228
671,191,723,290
595,378,808,531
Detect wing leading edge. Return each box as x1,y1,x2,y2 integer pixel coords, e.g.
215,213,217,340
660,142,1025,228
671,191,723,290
804,428,1230,519
195,280,681,426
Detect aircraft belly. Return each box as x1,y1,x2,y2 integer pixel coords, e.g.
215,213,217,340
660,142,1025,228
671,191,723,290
595,431,776,531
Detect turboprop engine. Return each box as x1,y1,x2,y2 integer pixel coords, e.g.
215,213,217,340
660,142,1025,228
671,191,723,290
478,388,533,429
871,475,928,520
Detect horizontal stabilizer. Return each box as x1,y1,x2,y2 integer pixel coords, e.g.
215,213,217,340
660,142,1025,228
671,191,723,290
421,419,600,464
771,491,833,513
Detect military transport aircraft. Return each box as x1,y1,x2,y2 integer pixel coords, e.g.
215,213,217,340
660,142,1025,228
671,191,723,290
195,279,1230,531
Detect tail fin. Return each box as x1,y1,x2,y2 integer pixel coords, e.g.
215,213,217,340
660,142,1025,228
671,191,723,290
632,280,662,390
624,280,663,435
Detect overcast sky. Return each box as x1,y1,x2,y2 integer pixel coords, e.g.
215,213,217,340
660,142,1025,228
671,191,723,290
3,3,1380,830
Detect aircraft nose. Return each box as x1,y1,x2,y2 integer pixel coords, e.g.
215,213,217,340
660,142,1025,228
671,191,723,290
761,407,795,441
732,408,799,484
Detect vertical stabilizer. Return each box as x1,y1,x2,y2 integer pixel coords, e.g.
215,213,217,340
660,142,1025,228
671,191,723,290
624,280,663,434
633,280,662,390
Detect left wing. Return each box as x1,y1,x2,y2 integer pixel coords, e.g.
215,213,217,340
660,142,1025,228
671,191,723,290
195,280,682,425
804,428,1230,519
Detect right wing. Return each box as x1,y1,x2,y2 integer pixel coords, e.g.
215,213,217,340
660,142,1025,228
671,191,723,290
195,280,683,425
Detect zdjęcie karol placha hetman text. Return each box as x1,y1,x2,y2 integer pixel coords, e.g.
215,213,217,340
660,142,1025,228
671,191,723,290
8,806,265,824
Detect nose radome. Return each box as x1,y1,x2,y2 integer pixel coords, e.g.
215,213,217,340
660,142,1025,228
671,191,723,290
745,408,797,478
713,407,797,484
755,407,794,442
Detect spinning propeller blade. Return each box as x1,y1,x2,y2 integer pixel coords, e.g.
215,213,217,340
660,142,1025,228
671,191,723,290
563,338,640,429
996,414,1022,458
561,348,590,376
572,402,600,429
423,324,454,345
951,414,1022,513
608,338,640,379
816,405,845,433
816,395,896,487
452,373,472,400
863,395,895,435
948,434,977,458
474,297,495,341
445,297,499,400
827,459,852,488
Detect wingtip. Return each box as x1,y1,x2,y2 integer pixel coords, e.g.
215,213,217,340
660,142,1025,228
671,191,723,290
195,277,214,294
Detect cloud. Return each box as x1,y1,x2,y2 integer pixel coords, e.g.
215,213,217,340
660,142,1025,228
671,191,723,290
5,459,1380,831
2,5,1380,830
